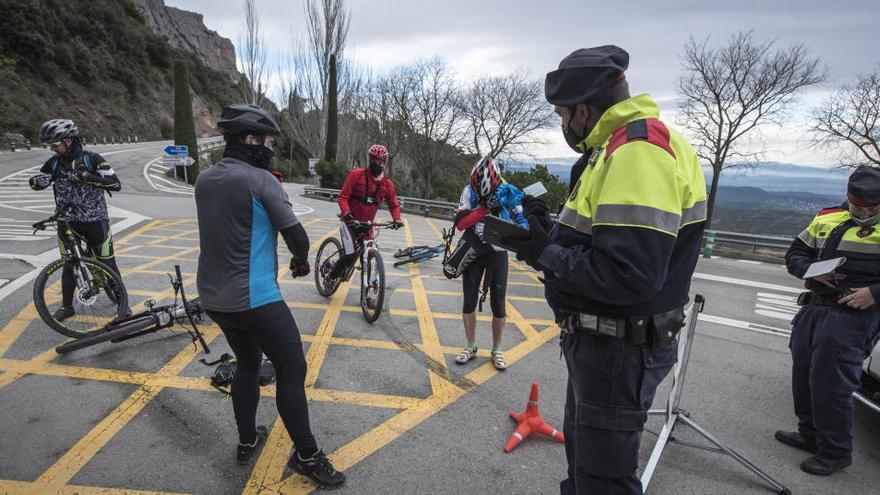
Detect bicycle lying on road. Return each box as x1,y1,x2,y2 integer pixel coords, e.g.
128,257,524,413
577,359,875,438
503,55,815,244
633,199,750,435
54,265,210,355
393,227,454,267
314,220,396,323
32,206,128,338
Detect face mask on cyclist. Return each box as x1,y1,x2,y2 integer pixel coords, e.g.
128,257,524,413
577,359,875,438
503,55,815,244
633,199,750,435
224,134,275,169
369,161,384,178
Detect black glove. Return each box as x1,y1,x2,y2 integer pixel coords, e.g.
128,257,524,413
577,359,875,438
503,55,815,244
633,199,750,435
501,215,552,271
482,193,499,209
290,258,310,278
341,212,354,223
29,173,52,190
522,195,553,232
391,220,404,230
78,170,102,184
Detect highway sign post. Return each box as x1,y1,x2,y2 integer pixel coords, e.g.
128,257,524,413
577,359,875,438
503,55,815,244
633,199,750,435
163,145,193,183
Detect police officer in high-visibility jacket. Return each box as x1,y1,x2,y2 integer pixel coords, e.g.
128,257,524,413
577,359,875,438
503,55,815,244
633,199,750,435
777,166,880,476
503,45,707,495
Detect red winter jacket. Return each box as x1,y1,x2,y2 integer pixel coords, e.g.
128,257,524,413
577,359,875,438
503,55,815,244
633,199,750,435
337,168,401,222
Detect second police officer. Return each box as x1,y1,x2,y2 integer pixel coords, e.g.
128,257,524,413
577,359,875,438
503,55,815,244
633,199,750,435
503,45,708,494
777,166,880,476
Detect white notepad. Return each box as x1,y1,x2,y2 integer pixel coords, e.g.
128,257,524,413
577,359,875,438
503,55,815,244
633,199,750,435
803,257,847,279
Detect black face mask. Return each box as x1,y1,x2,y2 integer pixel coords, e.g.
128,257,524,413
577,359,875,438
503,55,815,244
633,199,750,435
369,162,384,177
62,138,83,159
562,106,589,154
224,138,274,169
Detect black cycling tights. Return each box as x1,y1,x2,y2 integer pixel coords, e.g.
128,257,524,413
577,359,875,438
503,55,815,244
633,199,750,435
207,301,318,457
462,250,508,318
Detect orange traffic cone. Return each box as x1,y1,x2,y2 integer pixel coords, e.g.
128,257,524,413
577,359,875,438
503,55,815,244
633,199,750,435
503,381,565,453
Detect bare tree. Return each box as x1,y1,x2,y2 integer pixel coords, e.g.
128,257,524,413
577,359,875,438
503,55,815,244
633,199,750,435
810,69,880,167
277,36,324,159
459,70,554,157
237,0,268,106
388,58,466,198
677,31,825,226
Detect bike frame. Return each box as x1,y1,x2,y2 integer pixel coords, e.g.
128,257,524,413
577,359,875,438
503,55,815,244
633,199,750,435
35,208,102,301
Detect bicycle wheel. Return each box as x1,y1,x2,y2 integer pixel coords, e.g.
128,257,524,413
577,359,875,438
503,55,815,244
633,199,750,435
34,258,129,338
315,237,344,297
361,249,385,323
55,316,155,354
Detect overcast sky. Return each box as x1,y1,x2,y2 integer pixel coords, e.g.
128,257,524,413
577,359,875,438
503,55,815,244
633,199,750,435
167,0,878,167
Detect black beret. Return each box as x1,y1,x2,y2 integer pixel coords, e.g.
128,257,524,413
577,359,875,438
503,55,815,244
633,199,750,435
848,166,880,206
545,45,629,107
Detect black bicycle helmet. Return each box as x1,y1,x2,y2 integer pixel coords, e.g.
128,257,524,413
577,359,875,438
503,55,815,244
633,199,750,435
216,104,281,136
39,119,79,143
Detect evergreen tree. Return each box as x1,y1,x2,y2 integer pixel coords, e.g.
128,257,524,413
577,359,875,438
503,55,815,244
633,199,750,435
173,59,199,184
324,54,338,162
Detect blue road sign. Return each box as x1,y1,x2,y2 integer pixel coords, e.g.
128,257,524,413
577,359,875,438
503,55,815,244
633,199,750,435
164,145,189,156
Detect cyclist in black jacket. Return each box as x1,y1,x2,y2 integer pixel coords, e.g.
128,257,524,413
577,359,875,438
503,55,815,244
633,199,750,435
29,119,123,321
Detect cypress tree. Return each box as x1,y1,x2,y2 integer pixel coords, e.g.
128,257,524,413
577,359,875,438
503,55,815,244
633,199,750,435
324,54,338,162
173,59,199,184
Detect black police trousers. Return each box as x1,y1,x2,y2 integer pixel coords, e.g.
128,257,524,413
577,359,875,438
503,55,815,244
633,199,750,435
789,304,880,459
559,331,677,495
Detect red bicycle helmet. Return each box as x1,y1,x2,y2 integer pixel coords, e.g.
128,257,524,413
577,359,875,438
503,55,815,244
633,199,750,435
368,144,389,161
469,155,501,199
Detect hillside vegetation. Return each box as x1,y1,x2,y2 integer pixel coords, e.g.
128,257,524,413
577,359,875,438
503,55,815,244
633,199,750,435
0,0,238,142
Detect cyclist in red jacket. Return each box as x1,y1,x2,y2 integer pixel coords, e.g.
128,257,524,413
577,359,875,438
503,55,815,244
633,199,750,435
328,145,404,279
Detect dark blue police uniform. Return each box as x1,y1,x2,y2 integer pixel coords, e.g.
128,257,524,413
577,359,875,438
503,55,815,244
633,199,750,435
781,166,880,475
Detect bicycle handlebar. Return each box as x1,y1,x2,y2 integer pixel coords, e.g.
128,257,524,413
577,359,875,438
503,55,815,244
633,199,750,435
350,220,397,229
32,206,72,233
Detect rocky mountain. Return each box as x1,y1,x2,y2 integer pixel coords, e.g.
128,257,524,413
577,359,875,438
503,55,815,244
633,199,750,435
0,0,240,142
133,0,239,81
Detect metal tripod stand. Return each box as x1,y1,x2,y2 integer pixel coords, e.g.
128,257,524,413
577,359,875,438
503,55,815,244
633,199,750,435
640,294,791,494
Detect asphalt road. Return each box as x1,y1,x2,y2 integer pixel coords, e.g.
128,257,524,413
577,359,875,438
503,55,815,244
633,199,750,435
0,145,877,495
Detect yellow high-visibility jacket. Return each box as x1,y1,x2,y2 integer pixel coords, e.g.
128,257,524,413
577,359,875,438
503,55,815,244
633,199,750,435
540,94,707,317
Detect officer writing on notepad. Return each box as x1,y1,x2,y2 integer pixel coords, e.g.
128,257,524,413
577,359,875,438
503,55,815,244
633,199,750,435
777,166,880,476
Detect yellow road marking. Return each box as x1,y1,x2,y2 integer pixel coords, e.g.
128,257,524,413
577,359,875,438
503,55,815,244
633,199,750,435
34,331,221,490
404,220,449,392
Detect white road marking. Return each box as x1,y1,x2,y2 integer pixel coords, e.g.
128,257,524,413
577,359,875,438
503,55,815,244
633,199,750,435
699,313,791,338
143,157,194,195
754,291,800,321
737,259,762,265
693,272,802,294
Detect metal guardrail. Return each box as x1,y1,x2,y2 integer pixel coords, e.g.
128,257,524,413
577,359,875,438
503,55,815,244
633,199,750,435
302,186,797,251
198,138,224,152
303,186,458,220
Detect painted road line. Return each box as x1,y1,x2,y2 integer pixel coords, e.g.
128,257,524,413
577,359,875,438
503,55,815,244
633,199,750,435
693,272,802,294
754,291,799,321
0,206,149,303
699,313,791,338
143,157,192,195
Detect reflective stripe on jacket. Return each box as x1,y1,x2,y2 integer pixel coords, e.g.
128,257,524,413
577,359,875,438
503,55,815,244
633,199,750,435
540,94,707,317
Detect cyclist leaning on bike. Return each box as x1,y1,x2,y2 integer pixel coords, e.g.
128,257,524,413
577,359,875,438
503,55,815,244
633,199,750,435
194,104,344,489
29,119,123,321
328,144,404,280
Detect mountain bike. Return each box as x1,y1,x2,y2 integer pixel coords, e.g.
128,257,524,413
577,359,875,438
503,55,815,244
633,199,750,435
314,220,396,323
32,207,129,338
393,227,454,267
55,265,210,355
